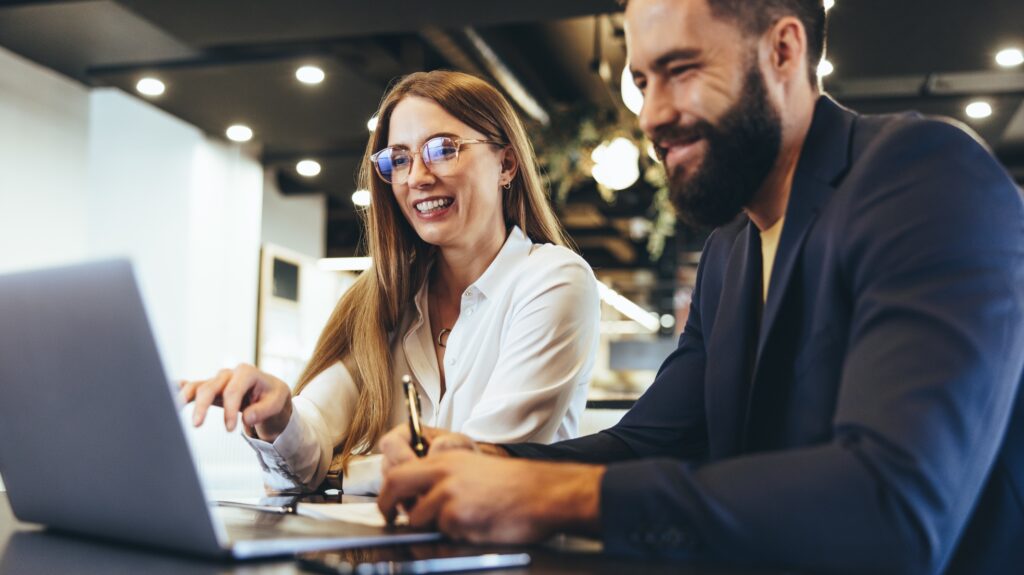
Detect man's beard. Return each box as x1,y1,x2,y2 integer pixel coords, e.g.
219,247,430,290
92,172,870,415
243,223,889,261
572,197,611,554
656,63,783,229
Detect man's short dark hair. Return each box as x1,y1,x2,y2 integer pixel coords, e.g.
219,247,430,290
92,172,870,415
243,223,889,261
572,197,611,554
621,0,828,86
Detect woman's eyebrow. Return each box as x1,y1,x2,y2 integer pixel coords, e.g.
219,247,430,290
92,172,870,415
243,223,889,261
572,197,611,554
388,131,460,149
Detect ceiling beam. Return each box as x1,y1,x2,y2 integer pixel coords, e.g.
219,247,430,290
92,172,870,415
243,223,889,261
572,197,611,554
86,37,408,89
829,70,1024,101
116,0,620,47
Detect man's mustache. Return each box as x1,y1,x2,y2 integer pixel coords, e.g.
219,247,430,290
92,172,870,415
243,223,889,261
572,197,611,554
650,121,716,163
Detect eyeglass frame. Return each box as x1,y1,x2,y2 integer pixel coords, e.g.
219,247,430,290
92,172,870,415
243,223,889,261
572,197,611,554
370,135,508,185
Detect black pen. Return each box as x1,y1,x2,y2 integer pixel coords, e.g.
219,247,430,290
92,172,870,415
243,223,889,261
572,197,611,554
401,374,429,457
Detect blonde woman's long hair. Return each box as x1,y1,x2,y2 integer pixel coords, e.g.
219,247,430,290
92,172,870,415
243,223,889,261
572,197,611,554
294,70,572,468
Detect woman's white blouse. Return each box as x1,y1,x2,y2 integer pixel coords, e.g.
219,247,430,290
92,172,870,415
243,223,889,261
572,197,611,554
244,226,600,494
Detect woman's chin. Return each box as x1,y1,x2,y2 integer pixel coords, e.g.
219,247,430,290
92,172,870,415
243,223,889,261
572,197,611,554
413,222,456,247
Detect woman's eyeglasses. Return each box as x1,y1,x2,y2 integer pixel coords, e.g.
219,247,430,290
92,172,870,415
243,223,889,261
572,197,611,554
371,135,506,185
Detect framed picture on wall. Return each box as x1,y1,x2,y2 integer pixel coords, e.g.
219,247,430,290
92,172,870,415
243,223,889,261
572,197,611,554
256,243,355,388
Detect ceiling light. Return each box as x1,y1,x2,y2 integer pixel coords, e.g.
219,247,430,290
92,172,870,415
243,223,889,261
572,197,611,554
995,48,1024,68
225,124,253,142
351,189,372,207
965,101,993,120
367,115,379,132
295,65,325,85
818,58,834,78
136,77,165,97
824,0,835,12
591,137,641,191
318,257,372,272
296,159,321,177
620,66,644,116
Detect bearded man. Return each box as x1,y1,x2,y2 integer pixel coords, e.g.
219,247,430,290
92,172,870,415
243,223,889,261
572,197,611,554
376,1,1024,573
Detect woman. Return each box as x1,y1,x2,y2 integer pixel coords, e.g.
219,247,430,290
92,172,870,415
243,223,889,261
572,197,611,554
180,70,600,494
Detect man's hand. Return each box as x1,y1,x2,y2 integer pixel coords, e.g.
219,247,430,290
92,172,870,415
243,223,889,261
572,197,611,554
378,423,507,474
377,450,605,544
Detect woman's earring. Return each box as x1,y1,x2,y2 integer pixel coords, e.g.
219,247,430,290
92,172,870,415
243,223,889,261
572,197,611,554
503,181,512,190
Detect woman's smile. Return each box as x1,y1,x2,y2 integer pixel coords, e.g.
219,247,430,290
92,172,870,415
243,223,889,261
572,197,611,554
412,195,456,220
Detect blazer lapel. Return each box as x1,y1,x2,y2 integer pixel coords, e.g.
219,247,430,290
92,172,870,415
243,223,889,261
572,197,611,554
742,96,856,447
704,221,763,459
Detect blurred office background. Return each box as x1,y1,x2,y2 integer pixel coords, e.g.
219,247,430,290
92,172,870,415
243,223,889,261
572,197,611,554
1,0,1022,494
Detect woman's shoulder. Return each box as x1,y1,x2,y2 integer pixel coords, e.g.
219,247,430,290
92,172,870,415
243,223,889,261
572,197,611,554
511,241,598,299
524,242,595,277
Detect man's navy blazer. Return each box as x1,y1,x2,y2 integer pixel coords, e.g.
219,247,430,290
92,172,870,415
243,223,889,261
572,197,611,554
508,97,1024,574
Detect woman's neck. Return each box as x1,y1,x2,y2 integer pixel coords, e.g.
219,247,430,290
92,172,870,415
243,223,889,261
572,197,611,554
432,226,509,300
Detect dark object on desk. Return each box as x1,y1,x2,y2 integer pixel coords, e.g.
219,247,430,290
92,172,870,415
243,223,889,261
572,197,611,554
216,498,298,515
0,260,440,559
298,551,531,574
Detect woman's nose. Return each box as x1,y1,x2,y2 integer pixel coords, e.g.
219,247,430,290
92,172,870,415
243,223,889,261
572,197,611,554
406,151,435,188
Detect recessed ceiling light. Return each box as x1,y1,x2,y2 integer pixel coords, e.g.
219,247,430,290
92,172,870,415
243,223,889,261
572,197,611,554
995,48,1024,68
367,115,379,132
226,124,253,142
136,77,165,97
352,189,372,207
965,101,993,120
296,159,321,177
818,58,834,77
824,0,835,12
295,65,325,85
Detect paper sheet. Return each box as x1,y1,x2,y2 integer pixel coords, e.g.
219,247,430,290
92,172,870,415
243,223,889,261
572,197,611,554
297,502,409,527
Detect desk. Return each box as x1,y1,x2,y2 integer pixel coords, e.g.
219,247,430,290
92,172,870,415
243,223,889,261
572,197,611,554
0,493,772,574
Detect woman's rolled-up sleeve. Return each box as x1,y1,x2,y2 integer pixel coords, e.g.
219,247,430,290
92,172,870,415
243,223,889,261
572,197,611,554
242,361,358,491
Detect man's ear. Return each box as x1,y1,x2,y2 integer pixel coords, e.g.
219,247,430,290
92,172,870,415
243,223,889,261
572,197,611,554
764,16,811,87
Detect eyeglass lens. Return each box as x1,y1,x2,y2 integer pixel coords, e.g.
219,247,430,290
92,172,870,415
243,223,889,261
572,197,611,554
374,136,459,184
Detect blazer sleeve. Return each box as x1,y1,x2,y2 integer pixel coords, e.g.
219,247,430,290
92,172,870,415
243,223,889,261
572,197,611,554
594,121,1024,573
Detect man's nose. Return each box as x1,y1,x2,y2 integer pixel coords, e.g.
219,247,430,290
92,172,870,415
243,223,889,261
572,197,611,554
638,82,681,140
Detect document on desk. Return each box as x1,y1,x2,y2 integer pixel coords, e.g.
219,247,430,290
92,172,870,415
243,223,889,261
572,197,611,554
297,502,409,527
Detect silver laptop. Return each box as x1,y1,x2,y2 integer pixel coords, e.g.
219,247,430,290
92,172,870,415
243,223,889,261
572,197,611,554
0,259,440,559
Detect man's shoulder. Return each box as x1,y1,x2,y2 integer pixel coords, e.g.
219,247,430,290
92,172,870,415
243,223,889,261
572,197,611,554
850,109,996,178
839,107,1019,219
837,106,1022,264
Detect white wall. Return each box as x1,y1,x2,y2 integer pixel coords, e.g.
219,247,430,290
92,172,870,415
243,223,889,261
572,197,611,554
262,173,326,259
87,88,267,494
0,47,90,274
0,46,276,494
0,47,93,492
